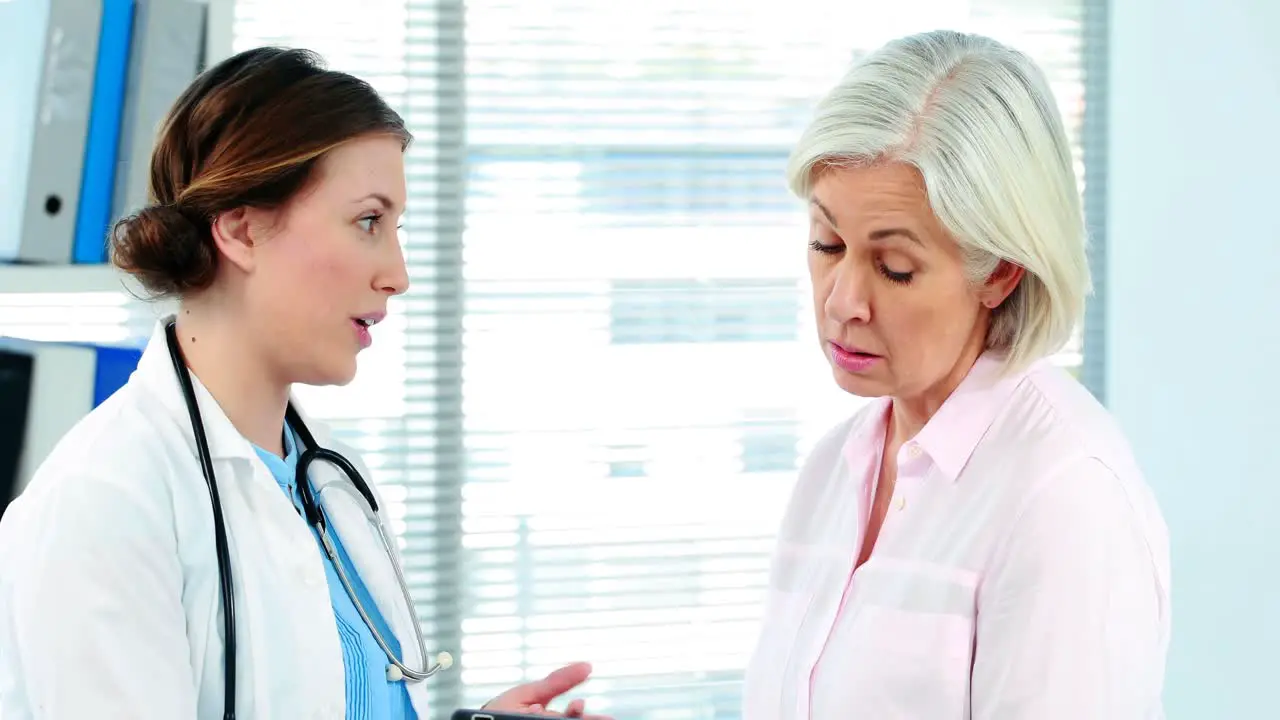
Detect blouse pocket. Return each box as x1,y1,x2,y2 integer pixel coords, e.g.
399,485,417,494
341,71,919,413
838,605,974,720
810,559,978,720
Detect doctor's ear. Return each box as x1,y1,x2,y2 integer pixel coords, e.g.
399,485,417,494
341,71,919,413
210,207,271,274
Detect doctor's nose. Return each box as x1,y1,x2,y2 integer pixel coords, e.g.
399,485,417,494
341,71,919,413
377,245,410,296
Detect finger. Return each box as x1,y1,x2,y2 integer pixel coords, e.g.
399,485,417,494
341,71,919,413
520,662,594,704
564,698,586,717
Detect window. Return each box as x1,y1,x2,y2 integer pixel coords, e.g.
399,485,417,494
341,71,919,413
739,413,801,475
452,5,1105,714
609,279,800,345
0,1,1107,718
604,444,649,479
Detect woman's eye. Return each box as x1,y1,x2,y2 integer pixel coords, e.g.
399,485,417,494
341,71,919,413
878,263,914,285
808,238,843,255
357,214,381,233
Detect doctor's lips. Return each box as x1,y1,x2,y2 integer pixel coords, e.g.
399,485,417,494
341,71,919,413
352,311,386,349
829,341,882,373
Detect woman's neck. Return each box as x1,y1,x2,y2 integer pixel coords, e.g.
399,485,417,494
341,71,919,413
174,305,289,457
890,344,984,446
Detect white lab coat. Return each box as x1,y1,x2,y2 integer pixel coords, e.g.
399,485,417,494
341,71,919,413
0,318,436,719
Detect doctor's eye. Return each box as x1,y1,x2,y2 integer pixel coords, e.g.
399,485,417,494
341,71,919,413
356,214,383,234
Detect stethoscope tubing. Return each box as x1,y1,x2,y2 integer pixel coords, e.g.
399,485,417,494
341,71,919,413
164,321,445,720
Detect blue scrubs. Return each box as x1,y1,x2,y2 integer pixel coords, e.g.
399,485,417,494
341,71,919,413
253,426,416,720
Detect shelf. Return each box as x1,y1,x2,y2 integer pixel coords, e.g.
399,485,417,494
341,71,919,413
0,264,142,295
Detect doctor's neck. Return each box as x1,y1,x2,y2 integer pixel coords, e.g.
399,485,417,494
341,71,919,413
174,303,290,458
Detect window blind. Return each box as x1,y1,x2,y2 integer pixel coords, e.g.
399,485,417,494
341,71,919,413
464,5,1100,717
0,0,1107,717
230,0,471,714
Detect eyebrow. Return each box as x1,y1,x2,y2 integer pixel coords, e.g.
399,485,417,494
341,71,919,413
810,198,839,227
358,193,399,211
809,198,923,246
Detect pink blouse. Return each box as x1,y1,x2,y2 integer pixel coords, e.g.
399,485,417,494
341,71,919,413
742,354,1171,719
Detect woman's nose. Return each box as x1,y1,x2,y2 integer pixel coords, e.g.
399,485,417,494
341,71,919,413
378,245,410,295
823,265,872,324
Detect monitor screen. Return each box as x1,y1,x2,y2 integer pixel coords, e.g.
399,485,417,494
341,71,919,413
0,348,34,520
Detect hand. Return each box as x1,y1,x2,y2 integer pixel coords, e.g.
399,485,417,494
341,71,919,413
482,662,612,719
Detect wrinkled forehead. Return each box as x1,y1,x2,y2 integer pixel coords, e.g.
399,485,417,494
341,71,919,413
808,163,943,238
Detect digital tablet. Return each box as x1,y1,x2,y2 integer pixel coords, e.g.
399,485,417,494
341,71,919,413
451,710,557,720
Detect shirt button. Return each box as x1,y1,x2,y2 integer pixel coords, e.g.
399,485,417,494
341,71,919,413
896,495,907,512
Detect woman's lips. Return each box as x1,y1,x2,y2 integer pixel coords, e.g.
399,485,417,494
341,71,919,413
829,341,882,373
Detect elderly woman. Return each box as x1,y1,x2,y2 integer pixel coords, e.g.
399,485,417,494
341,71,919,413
742,30,1170,719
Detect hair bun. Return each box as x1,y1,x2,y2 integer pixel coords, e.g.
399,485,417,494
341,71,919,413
110,203,217,298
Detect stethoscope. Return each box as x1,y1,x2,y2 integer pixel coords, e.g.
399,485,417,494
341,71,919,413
164,321,453,720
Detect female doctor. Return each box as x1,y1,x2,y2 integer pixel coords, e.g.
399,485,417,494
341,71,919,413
0,47,605,720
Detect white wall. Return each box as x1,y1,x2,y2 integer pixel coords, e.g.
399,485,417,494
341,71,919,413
1107,0,1280,716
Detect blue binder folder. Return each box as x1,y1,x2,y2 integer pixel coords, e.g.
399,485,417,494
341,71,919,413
74,0,137,264
113,0,208,223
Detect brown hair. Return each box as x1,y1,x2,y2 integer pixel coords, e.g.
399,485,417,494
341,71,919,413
110,47,413,297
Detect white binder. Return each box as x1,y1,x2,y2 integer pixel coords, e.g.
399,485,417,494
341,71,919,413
0,0,104,264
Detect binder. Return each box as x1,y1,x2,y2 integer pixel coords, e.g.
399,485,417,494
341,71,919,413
112,0,208,225
0,338,143,512
0,0,105,264
73,0,137,264
0,0,55,263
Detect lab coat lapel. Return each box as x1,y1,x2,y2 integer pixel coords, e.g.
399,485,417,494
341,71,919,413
134,317,294,523
133,318,348,715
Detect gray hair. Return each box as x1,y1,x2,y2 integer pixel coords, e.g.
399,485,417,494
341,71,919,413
788,30,1090,372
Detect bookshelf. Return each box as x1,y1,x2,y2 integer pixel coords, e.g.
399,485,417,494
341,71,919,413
0,264,139,296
